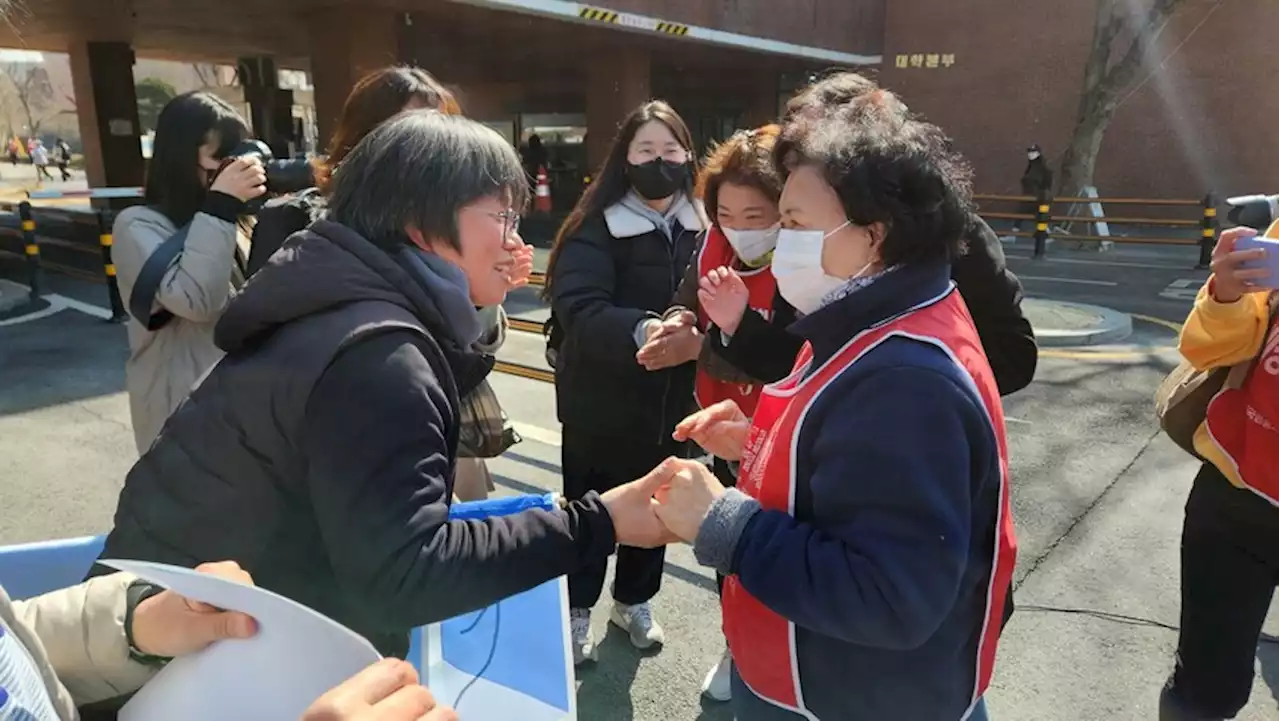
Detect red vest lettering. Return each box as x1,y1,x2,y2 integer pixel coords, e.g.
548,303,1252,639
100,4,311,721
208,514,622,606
722,288,1017,716
1203,318,1278,505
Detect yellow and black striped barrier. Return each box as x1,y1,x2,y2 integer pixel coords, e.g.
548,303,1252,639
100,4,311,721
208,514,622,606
1198,194,1216,269
17,201,41,300
1032,195,1051,259
578,6,618,23
508,317,542,335
577,6,690,37
494,359,554,384
96,211,127,321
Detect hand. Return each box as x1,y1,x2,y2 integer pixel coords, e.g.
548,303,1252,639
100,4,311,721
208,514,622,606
636,311,701,370
1210,227,1273,303
600,462,682,548
210,156,267,203
652,458,725,543
506,241,535,290
130,561,259,658
637,324,702,370
672,400,750,461
697,267,750,337
301,659,456,721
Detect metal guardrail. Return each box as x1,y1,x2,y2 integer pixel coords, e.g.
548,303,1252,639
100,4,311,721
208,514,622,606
2,188,1219,382
972,192,1214,266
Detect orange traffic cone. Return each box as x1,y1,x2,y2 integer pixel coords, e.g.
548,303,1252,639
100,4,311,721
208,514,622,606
534,165,552,214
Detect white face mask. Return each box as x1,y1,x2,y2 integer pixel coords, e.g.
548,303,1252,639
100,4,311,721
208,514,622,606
722,223,780,267
772,220,855,315
1027,151,1041,161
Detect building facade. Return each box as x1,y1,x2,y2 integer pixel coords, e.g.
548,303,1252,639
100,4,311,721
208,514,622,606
5,0,1275,200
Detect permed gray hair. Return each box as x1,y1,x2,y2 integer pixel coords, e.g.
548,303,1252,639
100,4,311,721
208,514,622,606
327,110,530,251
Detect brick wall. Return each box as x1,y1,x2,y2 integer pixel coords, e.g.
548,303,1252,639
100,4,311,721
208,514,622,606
879,0,1277,199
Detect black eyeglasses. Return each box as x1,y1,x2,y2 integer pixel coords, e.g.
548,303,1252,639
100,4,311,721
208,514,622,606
486,209,521,239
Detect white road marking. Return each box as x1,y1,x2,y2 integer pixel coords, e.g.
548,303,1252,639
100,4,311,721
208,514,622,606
1018,275,1118,287
0,296,68,326
0,290,113,325
1159,278,1203,301
1006,254,1199,271
512,421,562,447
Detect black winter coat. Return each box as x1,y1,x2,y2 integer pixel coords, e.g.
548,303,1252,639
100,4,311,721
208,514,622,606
706,216,1037,397
92,220,616,658
550,198,703,443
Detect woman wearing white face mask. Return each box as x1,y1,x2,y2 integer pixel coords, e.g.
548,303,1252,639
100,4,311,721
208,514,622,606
660,125,795,702
663,125,799,421
651,80,1017,721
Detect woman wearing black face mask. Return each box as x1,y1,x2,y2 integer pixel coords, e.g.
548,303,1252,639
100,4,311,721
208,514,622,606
542,100,704,666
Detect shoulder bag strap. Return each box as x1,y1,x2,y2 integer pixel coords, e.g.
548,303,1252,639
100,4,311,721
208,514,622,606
128,223,191,331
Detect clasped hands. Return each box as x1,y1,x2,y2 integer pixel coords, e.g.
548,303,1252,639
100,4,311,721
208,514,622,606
600,400,752,547
635,265,752,371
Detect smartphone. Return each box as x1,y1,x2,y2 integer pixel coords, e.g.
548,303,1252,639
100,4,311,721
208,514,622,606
1233,232,1280,290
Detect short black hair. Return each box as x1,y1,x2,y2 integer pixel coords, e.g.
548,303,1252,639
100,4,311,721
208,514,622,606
327,110,530,252
144,91,250,226
776,77,973,268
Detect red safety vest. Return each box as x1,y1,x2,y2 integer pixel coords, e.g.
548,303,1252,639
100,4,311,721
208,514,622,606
1203,318,1278,505
693,226,779,417
721,287,1017,717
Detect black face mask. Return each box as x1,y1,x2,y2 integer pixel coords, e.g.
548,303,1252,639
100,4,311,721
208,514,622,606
626,158,689,201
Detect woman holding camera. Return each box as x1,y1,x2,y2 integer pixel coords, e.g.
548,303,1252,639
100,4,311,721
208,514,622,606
113,91,265,453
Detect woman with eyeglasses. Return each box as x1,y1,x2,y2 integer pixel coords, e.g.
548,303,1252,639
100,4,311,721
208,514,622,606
87,113,672,686
542,100,705,665
246,65,534,502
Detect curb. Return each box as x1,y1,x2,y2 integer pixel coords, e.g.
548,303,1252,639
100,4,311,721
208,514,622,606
1024,297,1133,348
0,278,31,315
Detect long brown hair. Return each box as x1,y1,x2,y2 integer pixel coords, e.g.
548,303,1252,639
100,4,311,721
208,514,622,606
314,66,461,193
542,100,695,300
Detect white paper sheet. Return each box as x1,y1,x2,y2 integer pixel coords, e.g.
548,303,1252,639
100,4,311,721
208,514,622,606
100,559,381,721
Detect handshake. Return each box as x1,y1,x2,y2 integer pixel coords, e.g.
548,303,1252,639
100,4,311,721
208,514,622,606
597,400,752,547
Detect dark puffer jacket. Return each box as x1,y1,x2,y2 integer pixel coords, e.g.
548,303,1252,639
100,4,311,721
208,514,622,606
92,220,616,657
550,197,703,443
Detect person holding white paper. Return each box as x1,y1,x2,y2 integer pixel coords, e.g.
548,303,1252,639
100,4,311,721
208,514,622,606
92,111,676,670
0,563,455,721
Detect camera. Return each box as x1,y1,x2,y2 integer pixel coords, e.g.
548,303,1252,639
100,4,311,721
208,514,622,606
1225,194,1278,232
226,139,316,212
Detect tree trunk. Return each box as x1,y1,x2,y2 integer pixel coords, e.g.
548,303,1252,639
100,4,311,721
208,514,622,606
1057,96,1115,198
1057,0,1184,198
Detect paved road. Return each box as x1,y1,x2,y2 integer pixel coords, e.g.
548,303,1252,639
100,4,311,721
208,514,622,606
0,247,1275,720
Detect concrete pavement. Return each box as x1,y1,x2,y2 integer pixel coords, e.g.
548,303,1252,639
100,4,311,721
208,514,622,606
0,257,1276,720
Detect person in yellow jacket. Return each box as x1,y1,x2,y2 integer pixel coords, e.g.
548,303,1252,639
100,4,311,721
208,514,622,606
1160,226,1278,721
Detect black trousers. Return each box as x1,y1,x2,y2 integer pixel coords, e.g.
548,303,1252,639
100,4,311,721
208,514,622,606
1166,462,1278,718
562,427,688,609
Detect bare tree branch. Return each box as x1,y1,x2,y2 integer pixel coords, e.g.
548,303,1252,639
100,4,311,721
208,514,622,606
1099,0,1181,97
1058,0,1189,196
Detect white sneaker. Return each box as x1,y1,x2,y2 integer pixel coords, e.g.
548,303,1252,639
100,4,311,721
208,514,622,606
701,647,732,702
570,608,597,666
610,601,665,649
